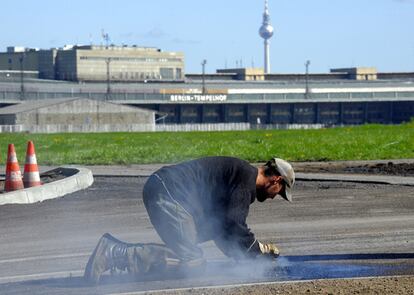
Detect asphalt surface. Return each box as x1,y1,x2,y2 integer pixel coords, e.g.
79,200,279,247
0,173,413,294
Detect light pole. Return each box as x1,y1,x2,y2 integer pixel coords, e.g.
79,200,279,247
305,60,311,99
105,57,111,100
19,53,25,100
201,59,207,94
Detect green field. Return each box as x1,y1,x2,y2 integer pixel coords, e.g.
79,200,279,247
0,122,412,165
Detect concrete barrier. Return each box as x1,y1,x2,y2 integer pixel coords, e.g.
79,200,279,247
0,166,94,205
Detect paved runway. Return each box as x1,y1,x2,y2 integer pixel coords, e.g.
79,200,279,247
0,176,413,294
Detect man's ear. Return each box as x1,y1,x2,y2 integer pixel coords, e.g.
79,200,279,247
273,175,283,184
271,175,282,184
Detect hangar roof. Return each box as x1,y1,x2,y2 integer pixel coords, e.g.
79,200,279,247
0,98,156,115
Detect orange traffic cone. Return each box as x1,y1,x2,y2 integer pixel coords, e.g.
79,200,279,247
4,144,24,192
23,141,41,188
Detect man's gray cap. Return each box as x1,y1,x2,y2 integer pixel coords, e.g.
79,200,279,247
274,158,295,202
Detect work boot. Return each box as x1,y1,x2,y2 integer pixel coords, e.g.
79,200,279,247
84,233,129,284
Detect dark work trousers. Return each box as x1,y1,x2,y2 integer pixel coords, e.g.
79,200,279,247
143,173,204,263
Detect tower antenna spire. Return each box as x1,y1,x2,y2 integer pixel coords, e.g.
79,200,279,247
259,0,274,74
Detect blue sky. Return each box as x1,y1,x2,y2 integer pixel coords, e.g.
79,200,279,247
1,0,413,74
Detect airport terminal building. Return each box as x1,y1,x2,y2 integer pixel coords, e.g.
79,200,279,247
131,80,414,126
0,68,413,129
0,44,413,130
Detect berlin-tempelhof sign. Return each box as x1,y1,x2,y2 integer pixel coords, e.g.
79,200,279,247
170,94,227,102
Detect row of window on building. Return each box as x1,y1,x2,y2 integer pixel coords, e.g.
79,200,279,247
79,56,182,63
137,101,413,125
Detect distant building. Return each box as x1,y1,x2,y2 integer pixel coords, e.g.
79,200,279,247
0,45,185,82
217,68,265,81
38,49,58,79
188,67,404,82
56,45,184,82
0,47,40,73
331,67,378,80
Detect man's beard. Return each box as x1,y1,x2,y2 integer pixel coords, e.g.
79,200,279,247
256,187,269,202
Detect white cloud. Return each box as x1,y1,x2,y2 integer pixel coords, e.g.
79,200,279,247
143,28,168,39
171,37,200,45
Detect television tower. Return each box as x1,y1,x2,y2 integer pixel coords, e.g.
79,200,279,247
259,0,274,73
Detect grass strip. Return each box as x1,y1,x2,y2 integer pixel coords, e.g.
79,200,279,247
0,122,412,165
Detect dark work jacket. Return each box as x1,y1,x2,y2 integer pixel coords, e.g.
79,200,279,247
154,156,260,257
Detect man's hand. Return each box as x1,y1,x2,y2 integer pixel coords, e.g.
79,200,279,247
259,242,280,258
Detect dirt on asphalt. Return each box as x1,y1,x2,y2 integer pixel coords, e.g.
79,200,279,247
294,160,414,176
156,276,414,295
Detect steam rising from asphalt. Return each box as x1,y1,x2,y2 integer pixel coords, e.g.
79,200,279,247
99,255,292,285
198,256,293,283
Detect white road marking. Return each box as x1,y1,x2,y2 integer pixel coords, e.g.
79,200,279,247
0,253,89,264
0,270,83,283
0,253,88,283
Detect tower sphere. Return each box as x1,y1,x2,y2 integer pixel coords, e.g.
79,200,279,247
259,24,274,40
